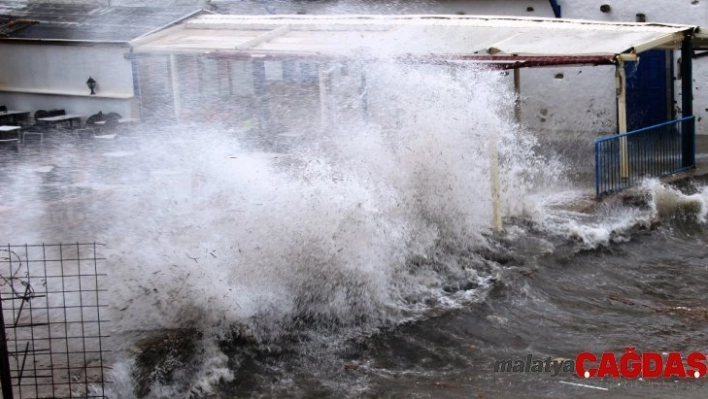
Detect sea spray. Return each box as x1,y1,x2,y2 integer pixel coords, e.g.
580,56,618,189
92,64,565,396
0,63,564,396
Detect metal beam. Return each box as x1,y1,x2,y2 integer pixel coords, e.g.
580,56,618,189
234,25,290,50
205,52,617,69
682,35,695,168
616,53,638,62
632,31,686,54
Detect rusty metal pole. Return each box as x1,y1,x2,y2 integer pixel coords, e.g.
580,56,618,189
0,296,14,399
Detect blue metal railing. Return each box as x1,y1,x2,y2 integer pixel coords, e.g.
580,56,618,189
594,116,695,196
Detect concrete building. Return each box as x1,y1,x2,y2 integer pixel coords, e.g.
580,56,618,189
129,13,701,134
3,0,704,137
0,3,202,124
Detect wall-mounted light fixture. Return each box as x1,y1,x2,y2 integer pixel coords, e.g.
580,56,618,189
86,76,97,95
600,4,611,13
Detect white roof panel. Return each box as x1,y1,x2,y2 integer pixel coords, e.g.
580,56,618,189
133,14,699,63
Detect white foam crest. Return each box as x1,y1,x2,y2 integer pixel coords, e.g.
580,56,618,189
560,210,647,248
98,339,233,399
536,179,708,251
643,179,708,222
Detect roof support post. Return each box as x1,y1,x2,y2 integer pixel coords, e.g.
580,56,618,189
513,67,521,124
616,56,629,179
253,59,270,133
488,128,503,234
548,0,561,18
129,49,144,120
319,63,331,130
360,65,368,124
169,54,182,121
681,35,695,168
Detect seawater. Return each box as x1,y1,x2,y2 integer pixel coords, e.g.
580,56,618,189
1,62,708,398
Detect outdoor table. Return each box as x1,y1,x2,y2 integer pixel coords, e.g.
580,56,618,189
93,118,140,125
0,110,31,125
37,114,83,128
0,125,21,144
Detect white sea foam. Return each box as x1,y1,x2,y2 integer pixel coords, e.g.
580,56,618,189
533,178,708,252
645,179,708,222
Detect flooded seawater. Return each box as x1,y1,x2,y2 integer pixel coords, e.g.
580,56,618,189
2,64,708,398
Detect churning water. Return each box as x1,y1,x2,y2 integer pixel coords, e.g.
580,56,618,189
2,62,708,398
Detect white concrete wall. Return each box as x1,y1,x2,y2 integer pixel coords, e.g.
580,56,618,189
520,66,616,135
0,43,137,122
521,0,708,135
557,0,707,25
311,0,556,17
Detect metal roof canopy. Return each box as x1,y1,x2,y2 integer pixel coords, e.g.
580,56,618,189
132,14,708,68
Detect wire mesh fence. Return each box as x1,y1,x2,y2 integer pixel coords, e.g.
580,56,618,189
0,243,108,399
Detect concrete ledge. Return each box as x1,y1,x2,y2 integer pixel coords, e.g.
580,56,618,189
0,88,134,99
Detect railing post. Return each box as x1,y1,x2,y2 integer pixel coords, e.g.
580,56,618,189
681,35,695,168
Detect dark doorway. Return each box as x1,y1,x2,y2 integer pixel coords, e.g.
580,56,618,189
624,49,673,131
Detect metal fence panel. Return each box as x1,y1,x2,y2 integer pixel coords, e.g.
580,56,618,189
0,243,108,399
595,116,695,196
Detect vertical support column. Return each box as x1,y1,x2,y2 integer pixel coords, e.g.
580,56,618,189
616,57,629,178
169,54,182,122
681,35,695,168
319,63,331,130
513,67,521,124
129,49,143,120
360,66,368,124
252,59,269,133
